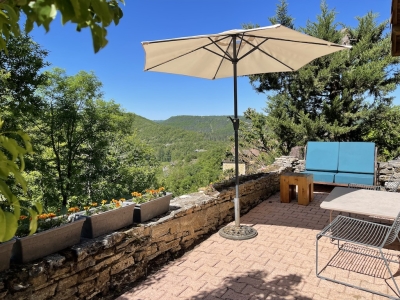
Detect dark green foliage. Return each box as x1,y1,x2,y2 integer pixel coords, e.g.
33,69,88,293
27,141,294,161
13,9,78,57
162,145,227,195
0,34,49,131
362,106,400,161
24,69,160,208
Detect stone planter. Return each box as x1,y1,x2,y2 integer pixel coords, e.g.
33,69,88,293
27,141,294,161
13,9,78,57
12,218,85,264
0,239,16,271
76,202,135,238
134,193,172,223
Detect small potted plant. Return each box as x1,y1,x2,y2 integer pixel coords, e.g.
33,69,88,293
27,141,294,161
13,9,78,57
73,198,135,238
131,187,172,223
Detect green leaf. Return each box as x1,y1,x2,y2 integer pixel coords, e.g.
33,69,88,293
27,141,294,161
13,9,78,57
3,211,18,242
33,202,43,215
28,208,38,236
0,180,13,202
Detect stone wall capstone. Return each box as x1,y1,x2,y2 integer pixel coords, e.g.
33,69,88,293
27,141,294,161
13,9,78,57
0,168,289,300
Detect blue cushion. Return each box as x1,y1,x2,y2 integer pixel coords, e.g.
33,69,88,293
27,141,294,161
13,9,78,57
334,172,374,185
305,142,339,172
301,170,335,183
337,142,375,174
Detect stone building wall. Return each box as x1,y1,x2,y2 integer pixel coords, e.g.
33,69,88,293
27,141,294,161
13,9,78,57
0,168,289,300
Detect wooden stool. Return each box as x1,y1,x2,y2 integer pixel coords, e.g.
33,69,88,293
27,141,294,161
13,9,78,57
280,173,314,205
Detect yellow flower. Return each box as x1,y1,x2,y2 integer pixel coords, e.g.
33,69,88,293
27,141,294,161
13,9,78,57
91,202,98,207
119,198,125,202
84,206,90,211
101,200,107,205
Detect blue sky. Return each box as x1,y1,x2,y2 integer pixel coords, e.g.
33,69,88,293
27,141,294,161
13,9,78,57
30,0,394,120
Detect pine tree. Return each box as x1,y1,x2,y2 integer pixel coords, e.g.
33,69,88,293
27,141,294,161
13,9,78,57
243,0,400,157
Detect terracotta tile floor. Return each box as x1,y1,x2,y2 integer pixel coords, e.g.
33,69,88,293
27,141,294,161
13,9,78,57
117,187,400,300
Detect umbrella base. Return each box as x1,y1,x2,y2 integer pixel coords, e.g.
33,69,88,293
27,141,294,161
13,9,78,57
218,225,258,240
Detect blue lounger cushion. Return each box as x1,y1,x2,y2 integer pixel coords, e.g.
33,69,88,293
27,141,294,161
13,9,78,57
334,172,374,185
301,171,336,183
337,142,375,174
305,142,339,172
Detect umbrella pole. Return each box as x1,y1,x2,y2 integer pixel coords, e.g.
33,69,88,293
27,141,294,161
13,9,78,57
233,36,240,228
218,35,257,240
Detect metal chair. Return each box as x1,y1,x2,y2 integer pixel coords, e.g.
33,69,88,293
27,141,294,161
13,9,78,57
316,212,400,299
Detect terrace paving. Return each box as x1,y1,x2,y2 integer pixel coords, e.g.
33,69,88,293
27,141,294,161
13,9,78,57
117,187,400,300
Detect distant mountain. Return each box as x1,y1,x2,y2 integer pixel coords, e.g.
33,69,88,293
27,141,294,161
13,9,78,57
156,115,244,141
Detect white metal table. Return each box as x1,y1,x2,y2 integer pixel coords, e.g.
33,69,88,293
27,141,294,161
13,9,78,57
321,187,400,221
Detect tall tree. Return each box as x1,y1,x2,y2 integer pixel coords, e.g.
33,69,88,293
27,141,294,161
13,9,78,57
0,34,49,130
33,68,117,207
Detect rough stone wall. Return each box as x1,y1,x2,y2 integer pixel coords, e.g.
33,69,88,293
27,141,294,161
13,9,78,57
377,160,400,186
0,170,286,300
272,155,400,186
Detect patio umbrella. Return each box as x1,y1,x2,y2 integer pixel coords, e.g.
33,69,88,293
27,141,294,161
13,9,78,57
142,24,350,240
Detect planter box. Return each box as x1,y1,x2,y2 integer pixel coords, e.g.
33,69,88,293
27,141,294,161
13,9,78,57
76,202,135,238
0,239,16,272
134,193,172,223
12,218,85,264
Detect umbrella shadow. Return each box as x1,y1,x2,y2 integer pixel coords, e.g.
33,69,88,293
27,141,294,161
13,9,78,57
189,270,311,300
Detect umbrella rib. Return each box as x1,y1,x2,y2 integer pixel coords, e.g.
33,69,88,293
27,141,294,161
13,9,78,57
236,34,245,57
203,47,231,61
207,37,233,61
242,38,295,71
236,37,269,62
144,35,232,71
244,33,347,48
211,38,234,79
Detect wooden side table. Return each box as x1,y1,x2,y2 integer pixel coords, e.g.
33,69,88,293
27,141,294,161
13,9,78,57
280,173,314,205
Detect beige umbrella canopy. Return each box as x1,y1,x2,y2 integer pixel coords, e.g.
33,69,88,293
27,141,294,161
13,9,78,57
142,24,350,240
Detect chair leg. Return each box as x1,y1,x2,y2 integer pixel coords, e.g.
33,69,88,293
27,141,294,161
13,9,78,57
379,249,400,297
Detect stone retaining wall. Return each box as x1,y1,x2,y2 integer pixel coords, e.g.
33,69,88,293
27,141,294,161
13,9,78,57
0,168,288,300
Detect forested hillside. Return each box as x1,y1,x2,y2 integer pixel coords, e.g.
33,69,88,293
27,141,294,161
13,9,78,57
157,115,244,141
131,114,230,195
132,114,229,162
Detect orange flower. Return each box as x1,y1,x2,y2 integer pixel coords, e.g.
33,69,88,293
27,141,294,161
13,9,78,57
19,215,28,220
48,213,56,218
38,214,49,220
115,202,121,208
91,202,98,207
68,207,80,213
